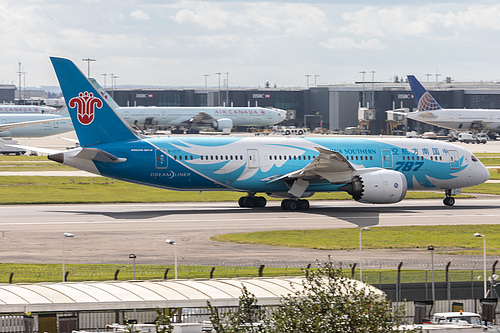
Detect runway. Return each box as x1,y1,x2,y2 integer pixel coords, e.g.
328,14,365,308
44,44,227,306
2,198,500,269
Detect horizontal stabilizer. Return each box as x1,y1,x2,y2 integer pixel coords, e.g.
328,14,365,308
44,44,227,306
76,148,126,163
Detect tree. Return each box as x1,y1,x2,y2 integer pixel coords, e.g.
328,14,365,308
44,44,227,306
207,259,417,333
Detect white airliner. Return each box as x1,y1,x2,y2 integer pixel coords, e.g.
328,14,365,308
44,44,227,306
0,107,73,137
405,75,500,132
0,105,56,114
89,79,286,134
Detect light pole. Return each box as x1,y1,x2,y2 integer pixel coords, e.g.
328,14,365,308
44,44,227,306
474,233,487,298
82,58,96,77
359,227,371,281
101,73,107,89
215,72,221,106
129,254,137,280
359,71,366,107
370,70,376,108
428,245,435,301
166,239,177,279
62,233,74,282
305,74,311,88
225,72,230,106
203,74,209,88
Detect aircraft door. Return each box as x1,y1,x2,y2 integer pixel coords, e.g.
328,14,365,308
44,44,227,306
381,149,393,169
247,149,259,169
155,149,168,169
449,150,460,170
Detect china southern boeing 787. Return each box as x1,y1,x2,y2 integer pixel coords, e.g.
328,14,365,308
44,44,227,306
44,57,489,209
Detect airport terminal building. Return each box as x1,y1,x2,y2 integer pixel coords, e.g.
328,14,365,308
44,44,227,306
109,80,500,135
5,79,500,135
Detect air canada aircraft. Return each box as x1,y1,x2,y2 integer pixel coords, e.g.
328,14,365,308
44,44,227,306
40,57,489,209
0,107,72,137
405,75,500,133
0,105,56,114
88,79,286,134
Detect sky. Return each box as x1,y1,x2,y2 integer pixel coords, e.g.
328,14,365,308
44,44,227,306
2,0,500,90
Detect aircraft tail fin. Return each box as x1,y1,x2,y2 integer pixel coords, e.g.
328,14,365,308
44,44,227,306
50,57,139,147
89,78,121,109
407,75,442,111
57,105,69,116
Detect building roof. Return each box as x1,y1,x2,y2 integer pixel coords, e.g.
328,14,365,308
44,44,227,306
0,277,383,314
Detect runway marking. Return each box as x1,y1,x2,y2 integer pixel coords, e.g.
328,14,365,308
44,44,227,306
0,214,498,226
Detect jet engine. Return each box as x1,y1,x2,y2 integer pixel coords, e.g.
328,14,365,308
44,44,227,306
340,169,407,204
212,118,233,131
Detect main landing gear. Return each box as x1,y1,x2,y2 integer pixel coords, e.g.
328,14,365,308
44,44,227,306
238,195,267,208
237,195,310,210
281,199,310,211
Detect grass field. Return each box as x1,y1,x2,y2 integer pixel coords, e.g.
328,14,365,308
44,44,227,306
212,224,500,255
0,175,477,204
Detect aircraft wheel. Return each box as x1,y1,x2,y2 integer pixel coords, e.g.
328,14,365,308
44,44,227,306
298,199,310,210
255,196,267,207
238,197,246,207
288,200,299,210
281,199,290,210
243,196,255,207
443,197,455,206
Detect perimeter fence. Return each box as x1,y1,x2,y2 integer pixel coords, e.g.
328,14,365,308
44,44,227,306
1,257,500,288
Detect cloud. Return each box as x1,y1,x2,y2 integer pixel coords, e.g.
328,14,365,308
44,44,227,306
338,4,500,40
170,1,328,36
171,3,231,30
130,10,150,21
319,37,385,50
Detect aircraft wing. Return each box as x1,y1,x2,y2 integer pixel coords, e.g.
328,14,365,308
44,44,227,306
267,147,356,185
386,110,408,116
183,112,216,125
0,117,71,132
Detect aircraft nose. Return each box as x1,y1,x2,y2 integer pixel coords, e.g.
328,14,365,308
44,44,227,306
482,165,490,183
276,108,287,120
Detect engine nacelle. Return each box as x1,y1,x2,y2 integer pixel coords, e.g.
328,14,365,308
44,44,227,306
212,118,233,131
340,169,407,204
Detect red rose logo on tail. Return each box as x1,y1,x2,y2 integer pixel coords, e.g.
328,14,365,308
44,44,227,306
69,91,103,125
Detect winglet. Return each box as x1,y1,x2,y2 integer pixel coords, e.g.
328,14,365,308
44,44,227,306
407,75,442,111
50,57,139,147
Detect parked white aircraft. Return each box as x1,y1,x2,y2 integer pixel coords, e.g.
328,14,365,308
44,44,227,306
89,79,286,134
406,75,500,132
0,105,56,114
0,107,73,137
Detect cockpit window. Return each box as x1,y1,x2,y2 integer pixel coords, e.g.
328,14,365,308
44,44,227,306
471,155,479,162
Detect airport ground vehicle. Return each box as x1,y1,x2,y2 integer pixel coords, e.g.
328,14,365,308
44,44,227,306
0,138,26,155
273,126,309,135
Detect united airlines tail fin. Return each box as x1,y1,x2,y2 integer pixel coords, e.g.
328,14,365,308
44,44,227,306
50,57,139,147
407,75,442,111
